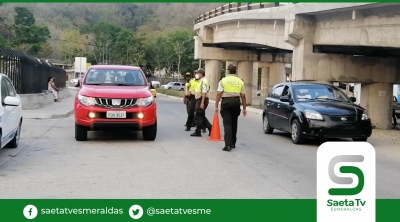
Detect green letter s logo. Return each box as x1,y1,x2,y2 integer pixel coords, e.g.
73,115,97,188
328,155,364,196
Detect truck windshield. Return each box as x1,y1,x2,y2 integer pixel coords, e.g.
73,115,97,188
84,69,147,86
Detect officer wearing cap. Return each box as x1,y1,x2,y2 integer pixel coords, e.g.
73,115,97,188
191,68,212,137
215,64,247,151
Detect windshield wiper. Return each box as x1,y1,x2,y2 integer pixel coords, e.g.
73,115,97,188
316,98,342,102
115,83,144,86
85,83,102,85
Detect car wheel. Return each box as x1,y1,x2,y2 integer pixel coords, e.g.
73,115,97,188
291,119,304,144
75,123,88,141
168,87,172,90
263,114,274,134
5,121,22,148
352,138,367,142
142,120,157,141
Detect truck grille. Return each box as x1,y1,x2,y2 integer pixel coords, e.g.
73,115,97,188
95,98,138,108
329,115,357,123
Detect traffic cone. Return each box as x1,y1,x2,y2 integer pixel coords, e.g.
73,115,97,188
208,114,223,141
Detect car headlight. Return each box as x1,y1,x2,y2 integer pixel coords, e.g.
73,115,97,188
77,94,97,106
361,112,369,120
304,109,324,120
135,96,154,107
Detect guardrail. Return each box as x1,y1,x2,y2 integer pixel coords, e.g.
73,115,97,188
195,2,297,24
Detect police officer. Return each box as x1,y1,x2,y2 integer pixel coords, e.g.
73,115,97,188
215,64,247,151
184,72,197,130
191,68,212,137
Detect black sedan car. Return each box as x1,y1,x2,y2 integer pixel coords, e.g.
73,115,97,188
262,82,372,144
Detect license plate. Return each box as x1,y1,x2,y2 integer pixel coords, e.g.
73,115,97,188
395,110,400,113
106,111,126,118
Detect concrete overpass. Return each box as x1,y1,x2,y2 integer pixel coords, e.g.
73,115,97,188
193,2,400,130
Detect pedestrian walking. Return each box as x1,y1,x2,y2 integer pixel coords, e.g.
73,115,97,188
215,64,247,151
190,68,212,137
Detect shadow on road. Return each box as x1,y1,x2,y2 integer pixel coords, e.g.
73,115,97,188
269,131,350,147
87,130,143,141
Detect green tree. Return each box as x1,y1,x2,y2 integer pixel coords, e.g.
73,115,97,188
91,21,122,64
36,42,53,58
57,28,87,62
0,35,6,47
12,7,51,56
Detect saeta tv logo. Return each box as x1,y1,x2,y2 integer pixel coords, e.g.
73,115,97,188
328,155,364,196
317,142,375,222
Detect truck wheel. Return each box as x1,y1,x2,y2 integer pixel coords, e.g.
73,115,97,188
142,120,157,141
75,123,88,141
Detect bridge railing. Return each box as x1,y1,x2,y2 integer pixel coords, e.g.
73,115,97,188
0,47,66,94
195,2,297,24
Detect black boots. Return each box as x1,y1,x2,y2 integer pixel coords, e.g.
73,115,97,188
185,127,190,131
222,146,232,152
190,131,202,137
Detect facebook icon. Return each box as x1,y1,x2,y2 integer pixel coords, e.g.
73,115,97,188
23,205,38,219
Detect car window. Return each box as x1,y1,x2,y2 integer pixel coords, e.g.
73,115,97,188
394,96,398,103
4,78,17,97
84,69,146,86
1,78,10,104
272,86,284,98
174,83,180,86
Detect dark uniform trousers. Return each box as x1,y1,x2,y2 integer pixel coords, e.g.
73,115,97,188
185,95,196,127
220,97,241,147
194,97,212,133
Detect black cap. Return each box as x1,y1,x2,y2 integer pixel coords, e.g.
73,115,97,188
195,68,205,75
227,64,237,73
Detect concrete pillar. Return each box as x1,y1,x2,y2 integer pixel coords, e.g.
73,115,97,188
360,83,393,130
252,62,261,106
225,61,237,75
261,67,269,97
268,62,286,89
237,61,253,105
205,59,222,100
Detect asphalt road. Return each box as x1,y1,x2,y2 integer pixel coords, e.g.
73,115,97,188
1,95,399,198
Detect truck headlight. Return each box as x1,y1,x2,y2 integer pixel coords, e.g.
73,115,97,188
78,94,97,106
361,112,369,120
304,109,324,120
135,96,154,107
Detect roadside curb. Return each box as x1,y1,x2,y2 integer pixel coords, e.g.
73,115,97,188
157,93,263,115
50,109,74,119
67,86,79,91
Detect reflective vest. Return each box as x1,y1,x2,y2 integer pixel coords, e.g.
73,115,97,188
221,75,244,94
189,78,199,93
194,78,210,99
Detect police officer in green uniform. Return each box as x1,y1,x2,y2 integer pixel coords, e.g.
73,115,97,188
215,64,247,151
191,68,212,137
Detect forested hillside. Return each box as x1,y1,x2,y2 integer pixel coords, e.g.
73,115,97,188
0,3,221,75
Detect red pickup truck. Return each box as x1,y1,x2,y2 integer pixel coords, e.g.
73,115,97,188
74,65,157,141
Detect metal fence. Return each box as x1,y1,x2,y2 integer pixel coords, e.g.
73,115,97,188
195,2,297,24
0,47,66,94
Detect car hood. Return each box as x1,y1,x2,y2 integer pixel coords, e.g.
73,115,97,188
79,85,152,98
299,101,364,115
